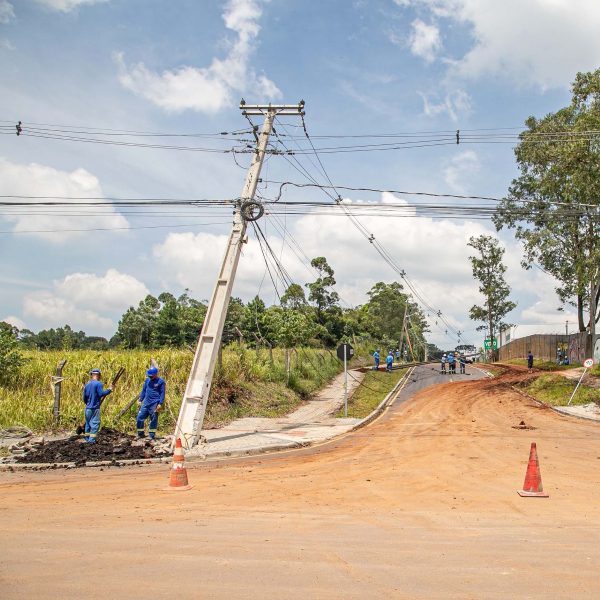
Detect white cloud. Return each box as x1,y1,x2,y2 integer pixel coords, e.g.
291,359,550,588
24,291,113,330
152,231,280,300
22,269,149,333
33,0,109,12
0,157,129,242
0,38,15,50
443,150,480,193
2,315,26,330
0,0,14,24
418,88,471,121
116,0,281,113
408,19,441,63
54,269,149,312
396,0,600,89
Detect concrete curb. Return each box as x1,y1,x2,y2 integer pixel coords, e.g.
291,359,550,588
192,367,415,463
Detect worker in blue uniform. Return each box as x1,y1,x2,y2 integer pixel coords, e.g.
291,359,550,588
373,350,381,370
386,351,394,372
137,367,166,439
82,368,112,443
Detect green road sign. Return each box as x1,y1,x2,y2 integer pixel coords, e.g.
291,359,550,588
484,338,498,350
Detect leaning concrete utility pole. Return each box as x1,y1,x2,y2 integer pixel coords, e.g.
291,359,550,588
175,101,305,449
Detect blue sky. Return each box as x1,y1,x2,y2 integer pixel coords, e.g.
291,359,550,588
1,0,599,348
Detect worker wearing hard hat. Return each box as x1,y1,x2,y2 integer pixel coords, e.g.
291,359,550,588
136,367,166,440
82,368,112,443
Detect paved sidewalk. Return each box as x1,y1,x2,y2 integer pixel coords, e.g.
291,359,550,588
188,370,366,459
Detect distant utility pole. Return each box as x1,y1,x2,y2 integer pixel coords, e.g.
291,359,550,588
174,101,305,450
566,320,569,337
399,303,408,360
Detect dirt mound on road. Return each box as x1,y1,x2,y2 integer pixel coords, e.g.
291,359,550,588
13,429,166,465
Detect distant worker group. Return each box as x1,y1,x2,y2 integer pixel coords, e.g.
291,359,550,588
372,348,405,372
81,365,166,443
440,352,467,375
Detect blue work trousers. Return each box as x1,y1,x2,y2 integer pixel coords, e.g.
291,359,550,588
84,408,101,443
137,404,159,438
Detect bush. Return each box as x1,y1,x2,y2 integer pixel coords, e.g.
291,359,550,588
0,323,24,385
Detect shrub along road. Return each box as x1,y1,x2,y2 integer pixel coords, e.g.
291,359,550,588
1,365,599,599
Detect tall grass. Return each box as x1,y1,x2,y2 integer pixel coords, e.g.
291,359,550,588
0,345,349,434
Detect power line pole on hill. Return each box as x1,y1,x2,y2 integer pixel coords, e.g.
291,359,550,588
174,101,305,450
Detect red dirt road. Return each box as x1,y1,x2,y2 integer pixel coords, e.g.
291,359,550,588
1,366,600,599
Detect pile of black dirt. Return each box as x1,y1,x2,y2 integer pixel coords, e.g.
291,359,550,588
14,429,162,465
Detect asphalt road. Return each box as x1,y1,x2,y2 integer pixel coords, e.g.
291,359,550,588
392,362,488,409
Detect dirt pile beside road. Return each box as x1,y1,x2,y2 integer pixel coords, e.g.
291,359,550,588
12,429,169,465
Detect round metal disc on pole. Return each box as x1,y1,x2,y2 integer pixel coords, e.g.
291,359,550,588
337,343,354,361
241,200,265,222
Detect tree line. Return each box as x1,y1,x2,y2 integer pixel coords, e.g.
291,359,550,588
5,257,432,358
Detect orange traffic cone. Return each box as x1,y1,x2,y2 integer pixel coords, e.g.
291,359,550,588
517,442,549,497
164,438,192,491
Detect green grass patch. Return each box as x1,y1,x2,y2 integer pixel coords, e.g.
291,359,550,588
483,365,505,377
338,368,406,419
0,346,356,435
524,373,600,407
504,358,581,371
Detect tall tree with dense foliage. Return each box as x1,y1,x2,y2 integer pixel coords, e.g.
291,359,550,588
493,69,600,334
467,235,516,357
306,257,343,345
366,282,428,358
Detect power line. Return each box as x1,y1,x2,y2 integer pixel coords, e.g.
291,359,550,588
286,115,467,346
0,220,232,235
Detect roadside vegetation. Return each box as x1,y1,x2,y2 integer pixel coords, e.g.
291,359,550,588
0,346,354,435
504,358,582,371
339,368,406,419
482,364,507,377
523,373,600,407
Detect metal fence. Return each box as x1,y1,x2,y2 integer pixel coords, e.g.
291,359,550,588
498,332,591,364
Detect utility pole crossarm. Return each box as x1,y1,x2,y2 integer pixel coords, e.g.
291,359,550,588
174,101,305,450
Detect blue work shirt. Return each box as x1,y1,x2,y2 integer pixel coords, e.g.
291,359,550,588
373,351,380,363
386,354,393,366
139,377,166,408
82,380,112,410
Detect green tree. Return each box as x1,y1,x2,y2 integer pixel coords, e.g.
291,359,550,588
267,308,317,348
242,295,267,341
115,295,160,348
493,69,600,334
153,292,181,346
0,322,24,384
177,291,206,345
222,297,246,344
467,235,516,359
306,257,342,345
366,282,408,342
281,283,306,310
